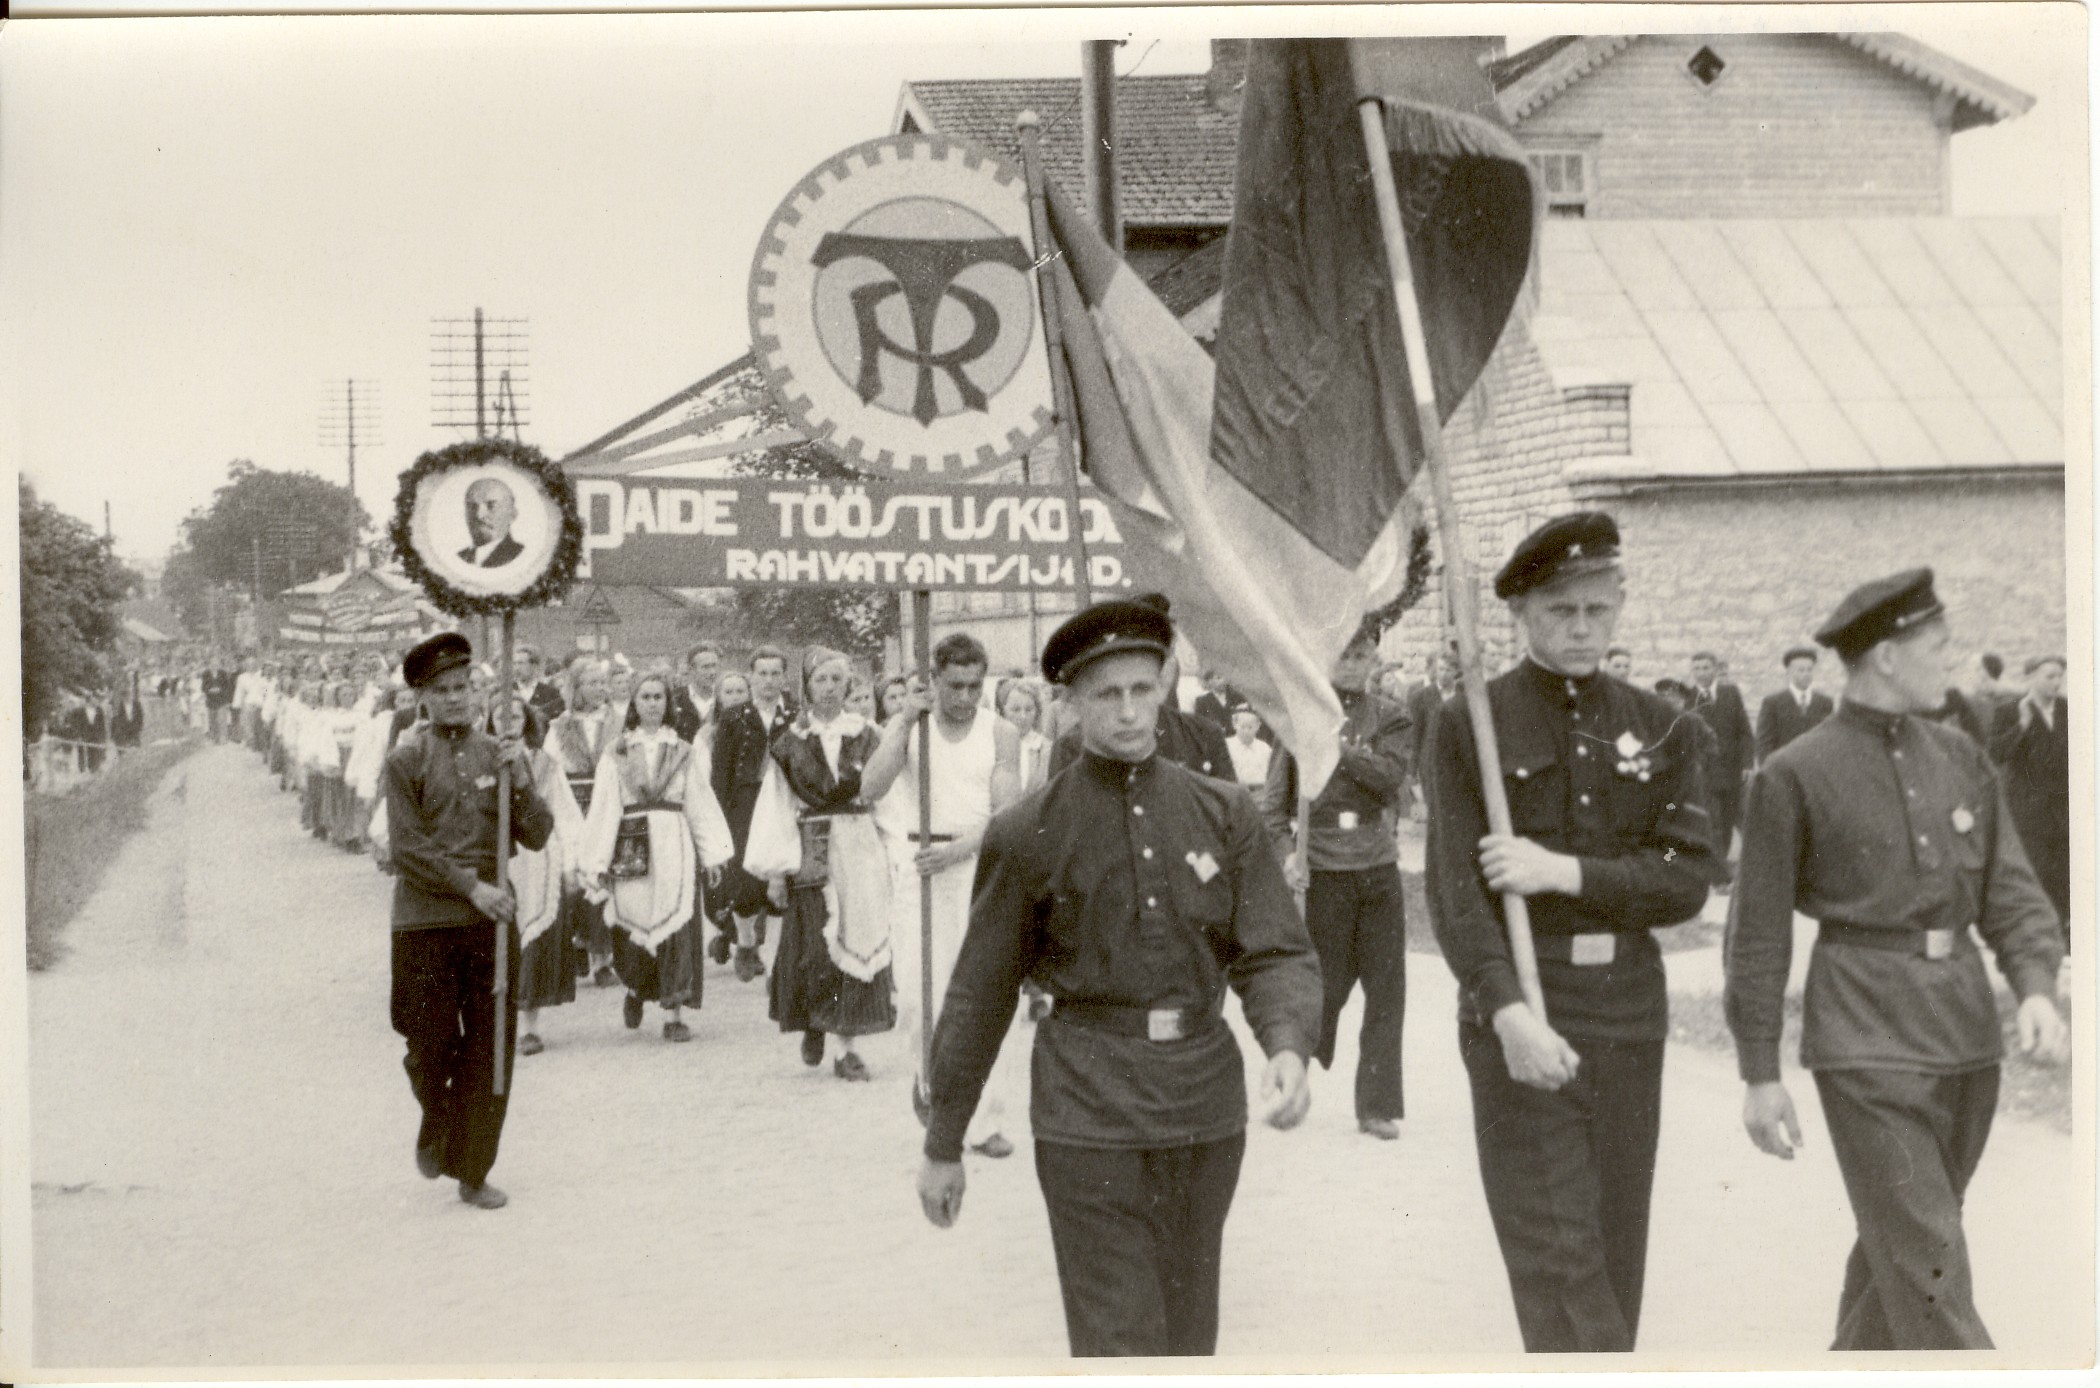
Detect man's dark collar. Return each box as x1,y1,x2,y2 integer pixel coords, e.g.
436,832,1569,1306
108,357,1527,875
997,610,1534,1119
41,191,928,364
1082,746,1157,784
1520,656,1598,696
430,719,474,740
1837,697,1906,735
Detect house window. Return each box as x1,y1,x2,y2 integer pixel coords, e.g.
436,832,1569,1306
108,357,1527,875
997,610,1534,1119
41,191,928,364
1687,46,1727,87
1530,150,1591,217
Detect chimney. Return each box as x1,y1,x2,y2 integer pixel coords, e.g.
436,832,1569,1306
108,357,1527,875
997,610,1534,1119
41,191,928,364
1205,38,1248,115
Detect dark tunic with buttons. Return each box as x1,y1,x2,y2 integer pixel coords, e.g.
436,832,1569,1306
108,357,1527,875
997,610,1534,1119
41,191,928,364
1725,699,2062,1082
927,750,1322,1163
1427,659,1714,1039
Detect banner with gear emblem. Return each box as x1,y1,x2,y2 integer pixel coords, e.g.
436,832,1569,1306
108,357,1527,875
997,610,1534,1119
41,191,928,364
748,134,1055,480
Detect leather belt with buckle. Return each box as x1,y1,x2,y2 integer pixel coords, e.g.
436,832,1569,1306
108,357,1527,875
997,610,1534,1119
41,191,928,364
906,832,957,843
1050,999,1214,1042
1819,921,1973,961
1533,932,1619,966
1309,807,1368,831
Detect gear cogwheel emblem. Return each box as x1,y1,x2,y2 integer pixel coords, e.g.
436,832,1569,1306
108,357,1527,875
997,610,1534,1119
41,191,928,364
748,134,1056,479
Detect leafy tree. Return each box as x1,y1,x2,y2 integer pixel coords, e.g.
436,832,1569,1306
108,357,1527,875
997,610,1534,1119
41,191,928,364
162,460,367,634
19,480,139,734
725,388,900,662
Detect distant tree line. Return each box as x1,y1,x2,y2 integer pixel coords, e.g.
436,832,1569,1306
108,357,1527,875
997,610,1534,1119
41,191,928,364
19,479,139,735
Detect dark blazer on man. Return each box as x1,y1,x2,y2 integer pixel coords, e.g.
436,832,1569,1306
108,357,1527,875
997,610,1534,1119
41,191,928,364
1190,689,1233,734
1692,680,1753,783
1754,686,1834,764
458,535,524,568
1991,695,2070,926
667,685,716,747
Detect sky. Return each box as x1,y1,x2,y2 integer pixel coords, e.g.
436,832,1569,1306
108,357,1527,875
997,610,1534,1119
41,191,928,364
1,4,2087,567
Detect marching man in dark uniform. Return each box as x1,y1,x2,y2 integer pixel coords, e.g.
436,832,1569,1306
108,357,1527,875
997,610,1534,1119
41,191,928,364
1425,512,1713,1353
917,598,1322,1357
1724,568,2065,1350
1047,593,1232,783
1260,619,1413,1140
382,632,555,1211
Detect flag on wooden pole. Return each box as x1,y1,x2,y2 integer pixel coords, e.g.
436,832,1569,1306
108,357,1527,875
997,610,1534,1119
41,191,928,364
1036,37,1537,796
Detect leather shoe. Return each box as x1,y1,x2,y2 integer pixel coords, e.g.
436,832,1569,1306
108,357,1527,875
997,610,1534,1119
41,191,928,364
457,1181,508,1210
415,1142,443,1180
735,946,765,982
970,1134,1015,1159
834,1052,871,1082
708,931,733,965
593,964,618,988
518,1033,543,1056
663,1019,693,1043
1359,1117,1401,1141
800,1029,826,1067
623,992,644,1030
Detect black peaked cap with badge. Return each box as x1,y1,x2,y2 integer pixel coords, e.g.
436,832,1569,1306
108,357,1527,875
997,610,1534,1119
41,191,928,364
1042,599,1174,686
1494,512,1622,600
402,632,475,689
1813,568,1944,659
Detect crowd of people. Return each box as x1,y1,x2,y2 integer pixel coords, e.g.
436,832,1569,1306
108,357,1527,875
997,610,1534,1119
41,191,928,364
201,532,2070,1359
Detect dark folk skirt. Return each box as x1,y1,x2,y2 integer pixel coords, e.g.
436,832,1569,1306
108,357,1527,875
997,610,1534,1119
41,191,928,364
767,883,895,1038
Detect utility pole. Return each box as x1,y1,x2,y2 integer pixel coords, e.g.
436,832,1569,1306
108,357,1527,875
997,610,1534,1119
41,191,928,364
432,309,528,442
1081,40,1123,255
320,379,381,570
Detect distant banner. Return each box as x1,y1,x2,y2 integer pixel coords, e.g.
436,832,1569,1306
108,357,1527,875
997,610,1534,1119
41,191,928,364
576,477,1131,593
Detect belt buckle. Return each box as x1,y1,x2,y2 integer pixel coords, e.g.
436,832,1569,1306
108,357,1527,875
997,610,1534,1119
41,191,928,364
1147,1008,1185,1042
1337,811,1360,831
1924,928,1955,961
1569,933,1616,967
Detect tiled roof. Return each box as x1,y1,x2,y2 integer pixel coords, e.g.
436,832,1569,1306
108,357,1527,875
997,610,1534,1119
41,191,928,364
900,75,1238,226
1492,33,2034,128
1531,218,2061,479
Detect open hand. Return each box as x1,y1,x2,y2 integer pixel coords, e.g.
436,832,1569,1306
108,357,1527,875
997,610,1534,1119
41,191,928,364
1743,1080,1803,1159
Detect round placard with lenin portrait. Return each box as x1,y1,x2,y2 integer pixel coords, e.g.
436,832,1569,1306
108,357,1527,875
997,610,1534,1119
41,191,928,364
391,438,582,617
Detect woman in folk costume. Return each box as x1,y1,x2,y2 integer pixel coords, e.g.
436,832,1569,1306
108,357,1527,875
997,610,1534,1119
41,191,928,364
746,646,896,1081
705,669,773,980
491,694,589,1057
580,672,734,1043
309,680,365,848
290,681,325,824
343,675,405,851
548,658,624,988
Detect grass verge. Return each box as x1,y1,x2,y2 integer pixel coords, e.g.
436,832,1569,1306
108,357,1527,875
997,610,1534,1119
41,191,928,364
25,739,197,972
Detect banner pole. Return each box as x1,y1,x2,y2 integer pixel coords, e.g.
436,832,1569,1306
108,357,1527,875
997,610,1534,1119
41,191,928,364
1356,98,1545,1018
493,608,515,1095
914,590,936,1088
1015,110,1094,609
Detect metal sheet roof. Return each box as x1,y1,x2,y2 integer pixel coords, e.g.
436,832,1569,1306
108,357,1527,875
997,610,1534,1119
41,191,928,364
1533,217,2062,477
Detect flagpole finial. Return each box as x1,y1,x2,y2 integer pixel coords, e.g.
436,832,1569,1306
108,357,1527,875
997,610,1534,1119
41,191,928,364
1015,108,1041,131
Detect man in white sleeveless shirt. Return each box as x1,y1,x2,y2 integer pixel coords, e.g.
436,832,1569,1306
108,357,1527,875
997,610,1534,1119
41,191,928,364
865,632,1023,1156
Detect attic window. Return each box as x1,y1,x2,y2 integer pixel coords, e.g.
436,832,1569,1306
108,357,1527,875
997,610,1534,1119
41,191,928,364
1687,46,1727,87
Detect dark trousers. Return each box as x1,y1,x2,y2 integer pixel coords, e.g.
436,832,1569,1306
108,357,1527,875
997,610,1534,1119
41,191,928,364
1458,1020,1664,1352
1813,1065,2000,1350
1034,1133,1246,1357
1305,863,1406,1120
391,922,519,1187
